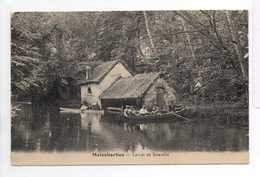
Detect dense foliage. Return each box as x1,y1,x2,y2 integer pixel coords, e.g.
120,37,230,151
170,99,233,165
11,11,248,105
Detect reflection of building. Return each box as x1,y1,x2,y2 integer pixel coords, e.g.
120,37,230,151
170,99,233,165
79,60,176,110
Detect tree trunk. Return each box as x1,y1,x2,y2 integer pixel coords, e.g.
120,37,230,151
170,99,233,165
178,17,197,62
143,11,156,53
225,11,247,80
137,18,145,59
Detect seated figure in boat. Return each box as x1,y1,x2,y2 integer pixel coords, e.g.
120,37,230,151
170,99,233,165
151,105,159,113
123,106,128,117
80,101,89,112
91,103,101,110
139,105,148,115
123,105,137,117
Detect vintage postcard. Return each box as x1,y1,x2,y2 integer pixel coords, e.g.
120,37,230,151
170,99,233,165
11,11,248,165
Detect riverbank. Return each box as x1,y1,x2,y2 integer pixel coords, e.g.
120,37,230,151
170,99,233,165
182,103,248,126
12,100,248,126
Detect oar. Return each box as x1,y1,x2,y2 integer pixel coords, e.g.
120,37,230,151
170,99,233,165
171,112,191,121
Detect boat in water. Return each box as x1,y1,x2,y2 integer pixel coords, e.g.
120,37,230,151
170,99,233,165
103,106,190,123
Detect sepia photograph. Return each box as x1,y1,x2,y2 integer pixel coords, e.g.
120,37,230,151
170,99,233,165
10,10,248,165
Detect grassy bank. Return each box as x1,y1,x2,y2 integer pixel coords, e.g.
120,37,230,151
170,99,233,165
183,102,248,126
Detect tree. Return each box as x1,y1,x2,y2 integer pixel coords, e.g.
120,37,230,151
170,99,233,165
11,14,42,96
225,11,247,80
11,11,248,106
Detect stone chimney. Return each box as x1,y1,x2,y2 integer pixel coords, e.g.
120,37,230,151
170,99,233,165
86,66,92,80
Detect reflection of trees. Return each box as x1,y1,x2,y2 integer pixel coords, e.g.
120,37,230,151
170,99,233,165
134,122,184,150
133,120,244,151
12,106,249,152
41,112,81,151
95,122,150,152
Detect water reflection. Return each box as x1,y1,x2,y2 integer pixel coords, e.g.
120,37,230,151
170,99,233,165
11,105,248,152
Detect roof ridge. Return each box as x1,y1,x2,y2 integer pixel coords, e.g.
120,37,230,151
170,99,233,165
94,60,120,81
118,72,159,79
100,72,160,99
90,59,133,83
100,75,122,98
79,60,121,85
140,74,160,98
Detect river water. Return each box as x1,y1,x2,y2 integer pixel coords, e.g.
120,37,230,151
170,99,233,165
11,105,248,152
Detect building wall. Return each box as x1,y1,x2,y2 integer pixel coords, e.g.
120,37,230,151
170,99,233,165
81,83,101,105
81,62,132,106
143,78,176,111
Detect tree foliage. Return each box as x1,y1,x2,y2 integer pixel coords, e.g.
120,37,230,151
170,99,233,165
11,11,248,104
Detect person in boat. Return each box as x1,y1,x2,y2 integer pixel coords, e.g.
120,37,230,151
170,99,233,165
92,103,100,110
130,106,138,115
139,105,148,115
151,105,159,113
80,101,89,112
123,105,130,117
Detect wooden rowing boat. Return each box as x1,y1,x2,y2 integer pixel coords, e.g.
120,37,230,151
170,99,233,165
104,108,190,123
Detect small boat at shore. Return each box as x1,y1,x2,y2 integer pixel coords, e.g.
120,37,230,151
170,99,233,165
104,107,190,123
60,107,104,114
